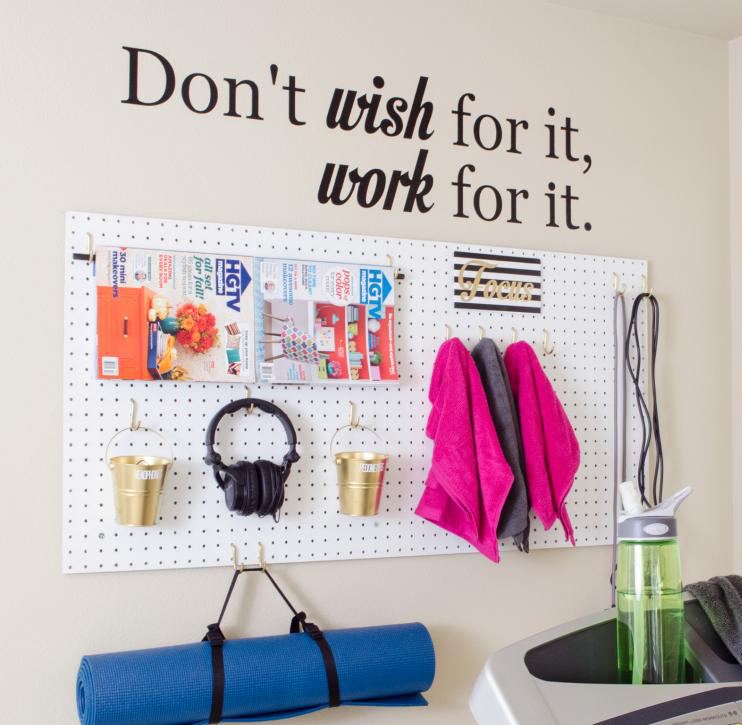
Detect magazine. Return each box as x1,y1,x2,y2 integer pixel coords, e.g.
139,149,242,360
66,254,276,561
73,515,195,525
254,257,399,384
95,246,255,382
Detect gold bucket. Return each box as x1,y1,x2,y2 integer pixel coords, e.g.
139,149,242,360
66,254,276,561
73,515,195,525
331,406,388,516
106,425,172,526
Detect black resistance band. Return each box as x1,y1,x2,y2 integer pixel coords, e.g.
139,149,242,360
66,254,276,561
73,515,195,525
625,292,664,507
202,566,340,723
610,289,627,607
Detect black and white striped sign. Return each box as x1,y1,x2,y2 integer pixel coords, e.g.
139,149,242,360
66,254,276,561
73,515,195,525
453,250,542,314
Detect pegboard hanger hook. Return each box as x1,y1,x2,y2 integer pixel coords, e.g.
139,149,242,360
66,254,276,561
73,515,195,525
385,254,404,281
641,274,655,296
71,232,97,264
231,542,266,572
244,386,255,415
444,323,451,340
612,273,625,296
231,543,244,572
349,401,360,428
478,325,485,341
129,398,141,431
511,327,518,344
257,542,266,570
543,329,555,356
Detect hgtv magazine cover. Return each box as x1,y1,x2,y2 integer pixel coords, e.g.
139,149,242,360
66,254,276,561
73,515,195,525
95,247,398,385
254,257,398,384
95,246,255,382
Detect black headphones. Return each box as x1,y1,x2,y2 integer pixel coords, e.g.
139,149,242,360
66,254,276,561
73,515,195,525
204,398,300,522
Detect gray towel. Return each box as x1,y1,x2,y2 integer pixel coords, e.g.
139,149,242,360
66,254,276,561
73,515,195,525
471,338,530,551
685,575,742,665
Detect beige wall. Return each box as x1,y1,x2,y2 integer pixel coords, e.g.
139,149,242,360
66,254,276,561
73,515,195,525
1,2,733,723
730,37,742,572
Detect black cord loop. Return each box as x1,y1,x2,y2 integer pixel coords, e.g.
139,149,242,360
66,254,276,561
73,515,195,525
625,292,664,506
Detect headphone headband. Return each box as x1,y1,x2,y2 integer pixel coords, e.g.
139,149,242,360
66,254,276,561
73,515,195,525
204,398,300,480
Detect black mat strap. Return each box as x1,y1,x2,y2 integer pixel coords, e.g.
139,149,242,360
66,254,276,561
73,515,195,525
203,565,341,722
202,568,253,724
301,621,341,707
203,623,226,724
287,609,340,705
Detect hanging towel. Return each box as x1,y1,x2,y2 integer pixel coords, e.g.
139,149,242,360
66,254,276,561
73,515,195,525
471,337,530,552
504,341,579,544
415,338,514,562
685,576,742,666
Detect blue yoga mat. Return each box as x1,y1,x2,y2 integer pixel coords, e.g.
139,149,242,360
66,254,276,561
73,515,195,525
77,622,435,724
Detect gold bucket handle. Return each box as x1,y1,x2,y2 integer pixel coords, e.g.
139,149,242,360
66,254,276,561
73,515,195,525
105,426,174,466
329,423,384,459
329,400,385,457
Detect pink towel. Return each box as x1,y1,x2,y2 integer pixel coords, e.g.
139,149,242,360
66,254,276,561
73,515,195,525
503,341,580,544
415,338,514,562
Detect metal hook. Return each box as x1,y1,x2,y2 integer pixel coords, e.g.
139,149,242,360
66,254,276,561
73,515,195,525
612,273,625,296
444,323,451,340
641,274,655,296
231,543,245,572
543,329,555,356
129,398,141,431
385,254,403,281
87,232,94,264
231,542,265,572
244,385,254,415
511,328,518,344
349,401,360,428
478,325,485,341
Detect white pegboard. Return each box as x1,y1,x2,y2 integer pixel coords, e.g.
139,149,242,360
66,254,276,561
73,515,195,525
63,211,647,573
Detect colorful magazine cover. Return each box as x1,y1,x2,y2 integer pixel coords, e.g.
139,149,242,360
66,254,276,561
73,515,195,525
255,258,398,384
95,246,255,382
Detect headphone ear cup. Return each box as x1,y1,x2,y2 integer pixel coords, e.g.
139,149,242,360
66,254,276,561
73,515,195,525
254,460,274,517
272,462,285,511
243,461,260,516
224,461,257,516
222,466,244,513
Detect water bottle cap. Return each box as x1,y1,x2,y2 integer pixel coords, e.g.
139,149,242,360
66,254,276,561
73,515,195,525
618,515,677,541
617,485,692,528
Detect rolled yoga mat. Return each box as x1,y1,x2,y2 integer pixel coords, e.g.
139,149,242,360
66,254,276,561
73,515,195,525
77,622,435,724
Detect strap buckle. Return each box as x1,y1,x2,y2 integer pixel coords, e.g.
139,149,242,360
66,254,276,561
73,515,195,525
290,611,307,634
203,623,225,647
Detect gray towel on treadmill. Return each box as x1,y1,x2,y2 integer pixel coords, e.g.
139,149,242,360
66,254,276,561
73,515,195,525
471,338,530,551
685,575,742,665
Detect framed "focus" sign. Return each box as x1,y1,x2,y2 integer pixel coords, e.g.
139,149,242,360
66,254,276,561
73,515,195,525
453,250,542,314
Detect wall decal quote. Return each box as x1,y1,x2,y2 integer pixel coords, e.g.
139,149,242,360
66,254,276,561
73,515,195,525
122,47,594,231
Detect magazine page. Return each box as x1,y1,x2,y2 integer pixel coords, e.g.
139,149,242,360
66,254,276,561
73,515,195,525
96,246,255,382
255,257,398,384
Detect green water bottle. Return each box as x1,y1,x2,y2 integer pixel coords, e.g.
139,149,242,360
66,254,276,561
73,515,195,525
616,485,692,685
